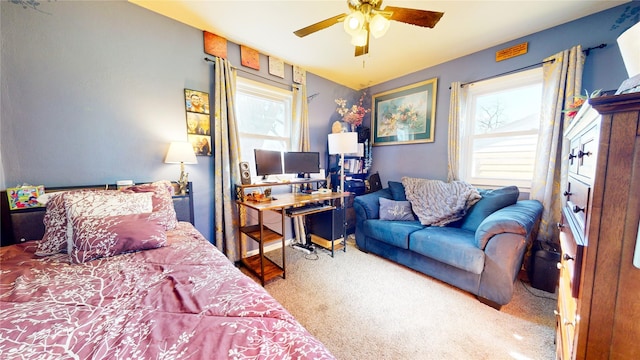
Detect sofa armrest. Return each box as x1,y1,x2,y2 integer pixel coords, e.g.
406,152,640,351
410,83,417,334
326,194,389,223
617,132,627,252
353,188,392,220
475,200,543,250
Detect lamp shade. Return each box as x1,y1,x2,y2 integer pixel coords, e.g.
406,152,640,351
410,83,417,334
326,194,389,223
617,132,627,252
370,14,390,39
328,132,358,155
164,141,197,164
617,22,640,78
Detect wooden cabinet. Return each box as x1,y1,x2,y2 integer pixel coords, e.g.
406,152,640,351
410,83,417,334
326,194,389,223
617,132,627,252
556,92,640,359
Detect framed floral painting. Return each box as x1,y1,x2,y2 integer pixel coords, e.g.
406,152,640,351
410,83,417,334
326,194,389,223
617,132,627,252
372,78,437,146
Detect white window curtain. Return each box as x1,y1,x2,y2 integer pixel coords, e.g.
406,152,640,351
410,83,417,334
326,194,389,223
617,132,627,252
447,81,465,182
291,84,310,244
211,56,242,261
530,45,584,244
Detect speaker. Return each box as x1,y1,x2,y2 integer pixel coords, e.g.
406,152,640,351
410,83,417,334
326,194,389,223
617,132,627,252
239,162,251,185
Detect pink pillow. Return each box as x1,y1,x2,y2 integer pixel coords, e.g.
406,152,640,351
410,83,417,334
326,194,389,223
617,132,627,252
35,190,154,256
121,180,178,230
69,213,166,263
35,192,69,256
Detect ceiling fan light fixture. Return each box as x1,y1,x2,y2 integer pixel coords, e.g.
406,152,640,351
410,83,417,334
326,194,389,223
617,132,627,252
369,13,390,38
344,11,365,35
351,29,368,46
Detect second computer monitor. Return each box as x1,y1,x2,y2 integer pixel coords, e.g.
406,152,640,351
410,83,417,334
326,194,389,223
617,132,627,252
284,151,320,178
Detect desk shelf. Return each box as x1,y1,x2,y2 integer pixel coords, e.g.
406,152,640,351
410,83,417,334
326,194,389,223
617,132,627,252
241,254,284,283
239,224,282,244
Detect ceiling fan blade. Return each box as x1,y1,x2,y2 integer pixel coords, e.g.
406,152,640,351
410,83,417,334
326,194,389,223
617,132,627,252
383,6,444,28
294,13,347,37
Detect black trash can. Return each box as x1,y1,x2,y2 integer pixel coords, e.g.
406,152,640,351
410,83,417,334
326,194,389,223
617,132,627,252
529,241,561,293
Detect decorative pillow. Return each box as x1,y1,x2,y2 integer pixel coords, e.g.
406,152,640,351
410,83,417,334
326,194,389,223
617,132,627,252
379,197,415,221
69,213,166,263
36,192,70,256
388,181,407,201
63,190,154,253
120,180,178,230
459,186,520,233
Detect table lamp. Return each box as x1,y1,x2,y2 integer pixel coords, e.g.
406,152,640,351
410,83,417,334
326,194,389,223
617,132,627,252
164,141,197,195
328,132,358,193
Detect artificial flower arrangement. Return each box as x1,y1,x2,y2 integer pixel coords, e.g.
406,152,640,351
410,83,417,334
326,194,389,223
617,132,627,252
335,91,370,128
563,89,602,120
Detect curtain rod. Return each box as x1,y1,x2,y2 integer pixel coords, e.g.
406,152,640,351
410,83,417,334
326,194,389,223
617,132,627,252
457,43,607,88
459,59,555,88
204,57,292,89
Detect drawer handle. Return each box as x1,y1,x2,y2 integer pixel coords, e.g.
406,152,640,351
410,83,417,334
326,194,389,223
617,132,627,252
563,190,572,198
563,254,575,261
573,205,585,213
569,153,577,161
578,150,592,158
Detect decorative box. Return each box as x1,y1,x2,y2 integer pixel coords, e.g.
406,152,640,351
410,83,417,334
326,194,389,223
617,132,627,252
6,185,45,210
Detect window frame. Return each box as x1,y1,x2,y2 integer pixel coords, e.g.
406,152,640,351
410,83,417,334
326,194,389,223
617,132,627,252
235,77,293,179
459,67,543,191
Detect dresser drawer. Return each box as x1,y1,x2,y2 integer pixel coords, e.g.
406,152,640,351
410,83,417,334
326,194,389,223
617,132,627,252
557,261,577,360
565,176,591,232
575,123,598,181
559,209,585,298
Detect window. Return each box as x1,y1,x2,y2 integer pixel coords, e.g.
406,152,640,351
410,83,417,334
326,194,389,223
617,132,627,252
235,77,293,178
460,68,542,190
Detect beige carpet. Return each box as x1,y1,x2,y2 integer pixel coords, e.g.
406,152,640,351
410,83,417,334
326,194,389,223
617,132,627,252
256,238,557,360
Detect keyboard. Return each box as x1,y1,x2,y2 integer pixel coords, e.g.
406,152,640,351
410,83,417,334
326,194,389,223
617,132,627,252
286,203,333,216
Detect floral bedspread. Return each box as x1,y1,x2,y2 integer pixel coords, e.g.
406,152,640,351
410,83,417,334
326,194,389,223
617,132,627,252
0,222,334,359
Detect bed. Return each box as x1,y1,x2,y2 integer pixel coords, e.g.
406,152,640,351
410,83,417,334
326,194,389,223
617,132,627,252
0,181,334,359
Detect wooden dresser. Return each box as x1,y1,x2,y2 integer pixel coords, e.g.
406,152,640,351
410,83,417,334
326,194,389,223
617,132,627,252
556,92,640,359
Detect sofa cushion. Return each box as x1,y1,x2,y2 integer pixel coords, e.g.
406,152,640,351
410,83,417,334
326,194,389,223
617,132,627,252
388,181,407,201
459,186,519,233
379,197,415,221
409,227,485,275
363,219,423,249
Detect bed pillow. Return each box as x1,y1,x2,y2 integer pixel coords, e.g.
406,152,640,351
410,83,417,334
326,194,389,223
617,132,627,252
388,181,407,201
35,192,70,256
64,190,154,253
120,180,178,230
379,197,415,221
69,213,166,263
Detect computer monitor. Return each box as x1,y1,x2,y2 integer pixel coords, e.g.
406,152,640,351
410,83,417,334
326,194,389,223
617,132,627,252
254,149,283,180
284,151,320,178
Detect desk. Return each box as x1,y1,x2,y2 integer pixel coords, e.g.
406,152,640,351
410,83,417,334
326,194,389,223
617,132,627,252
236,191,350,285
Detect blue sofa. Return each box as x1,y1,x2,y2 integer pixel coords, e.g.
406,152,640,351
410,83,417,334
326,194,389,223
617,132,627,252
353,181,543,309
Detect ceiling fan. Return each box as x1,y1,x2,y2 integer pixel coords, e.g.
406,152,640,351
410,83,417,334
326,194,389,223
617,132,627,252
294,0,444,57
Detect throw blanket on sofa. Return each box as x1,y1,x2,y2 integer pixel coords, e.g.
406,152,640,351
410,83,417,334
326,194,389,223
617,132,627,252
401,177,482,226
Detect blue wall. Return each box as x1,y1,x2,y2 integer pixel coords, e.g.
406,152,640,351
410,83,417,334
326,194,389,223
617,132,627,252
367,3,638,185
1,1,638,242
0,1,351,242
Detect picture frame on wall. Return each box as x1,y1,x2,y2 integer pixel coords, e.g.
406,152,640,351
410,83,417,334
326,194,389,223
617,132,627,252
184,88,212,156
371,78,437,146
188,134,212,157
184,89,209,114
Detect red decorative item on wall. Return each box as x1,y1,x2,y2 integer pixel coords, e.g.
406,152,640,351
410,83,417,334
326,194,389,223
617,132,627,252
203,31,227,59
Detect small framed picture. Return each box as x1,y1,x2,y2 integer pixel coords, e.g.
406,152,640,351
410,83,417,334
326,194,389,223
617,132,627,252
184,89,209,114
188,134,212,156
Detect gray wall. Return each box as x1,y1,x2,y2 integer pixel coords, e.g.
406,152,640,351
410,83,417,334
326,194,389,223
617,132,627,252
0,1,351,242
367,3,637,185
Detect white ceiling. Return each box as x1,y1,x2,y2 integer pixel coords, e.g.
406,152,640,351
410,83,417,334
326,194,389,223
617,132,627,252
130,0,629,90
